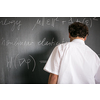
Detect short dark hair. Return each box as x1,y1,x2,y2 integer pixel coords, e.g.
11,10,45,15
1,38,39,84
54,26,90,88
68,22,89,38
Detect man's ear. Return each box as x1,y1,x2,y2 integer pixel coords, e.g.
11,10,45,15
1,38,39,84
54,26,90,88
69,33,71,38
84,35,88,41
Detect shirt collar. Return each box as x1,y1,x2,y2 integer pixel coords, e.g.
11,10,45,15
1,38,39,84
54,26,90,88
71,39,85,44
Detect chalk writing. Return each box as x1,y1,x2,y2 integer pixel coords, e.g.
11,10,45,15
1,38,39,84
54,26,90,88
32,17,59,30
93,17,98,21
82,18,92,28
38,38,65,46
32,17,98,30
68,17,73,24
1,37,66,46
1,38,35,46
68,17,98,28
6,56,13,68
6,54,36,72
0,17,98,32
62,20,67,25
0,19,22,31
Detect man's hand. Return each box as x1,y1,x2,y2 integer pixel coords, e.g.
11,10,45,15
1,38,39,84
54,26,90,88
48,73,58,84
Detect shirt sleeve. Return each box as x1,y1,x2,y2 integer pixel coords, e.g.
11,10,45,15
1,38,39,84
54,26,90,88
43,45,62,75
94,55,100,84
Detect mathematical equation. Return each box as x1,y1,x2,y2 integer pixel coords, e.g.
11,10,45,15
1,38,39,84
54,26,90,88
0,17,98,31
32,17,98,30
5,51,100,73
68,17,98,28
6,54,36,72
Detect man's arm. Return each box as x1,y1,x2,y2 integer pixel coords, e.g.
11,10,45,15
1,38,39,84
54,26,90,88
48,73,58,84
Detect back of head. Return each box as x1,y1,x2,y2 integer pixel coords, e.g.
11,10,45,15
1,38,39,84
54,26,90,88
68,22,89,38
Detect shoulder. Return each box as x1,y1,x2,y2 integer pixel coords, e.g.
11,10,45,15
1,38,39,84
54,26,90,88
85,45,98,56
55,42,69,51
85,45,100,61
51,42,69,57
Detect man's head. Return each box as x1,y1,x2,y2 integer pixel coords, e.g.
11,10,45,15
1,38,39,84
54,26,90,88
68,22,89,41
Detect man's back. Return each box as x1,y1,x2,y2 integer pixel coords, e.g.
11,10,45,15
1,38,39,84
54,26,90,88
57,39,100,84
44,22,100,84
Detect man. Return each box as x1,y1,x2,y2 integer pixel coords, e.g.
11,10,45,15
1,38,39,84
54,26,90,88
43,22,100,84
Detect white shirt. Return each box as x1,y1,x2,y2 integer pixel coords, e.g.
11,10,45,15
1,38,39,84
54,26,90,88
43,39,100,84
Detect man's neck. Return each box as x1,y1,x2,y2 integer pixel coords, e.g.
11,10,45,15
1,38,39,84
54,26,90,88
70,37,85,42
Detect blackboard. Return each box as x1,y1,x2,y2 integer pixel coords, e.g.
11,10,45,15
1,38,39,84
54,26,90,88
0,17,100,84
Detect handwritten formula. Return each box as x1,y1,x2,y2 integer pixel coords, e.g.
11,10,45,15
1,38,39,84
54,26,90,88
0,17,98,31
6,54,36,72
32,17,98,30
